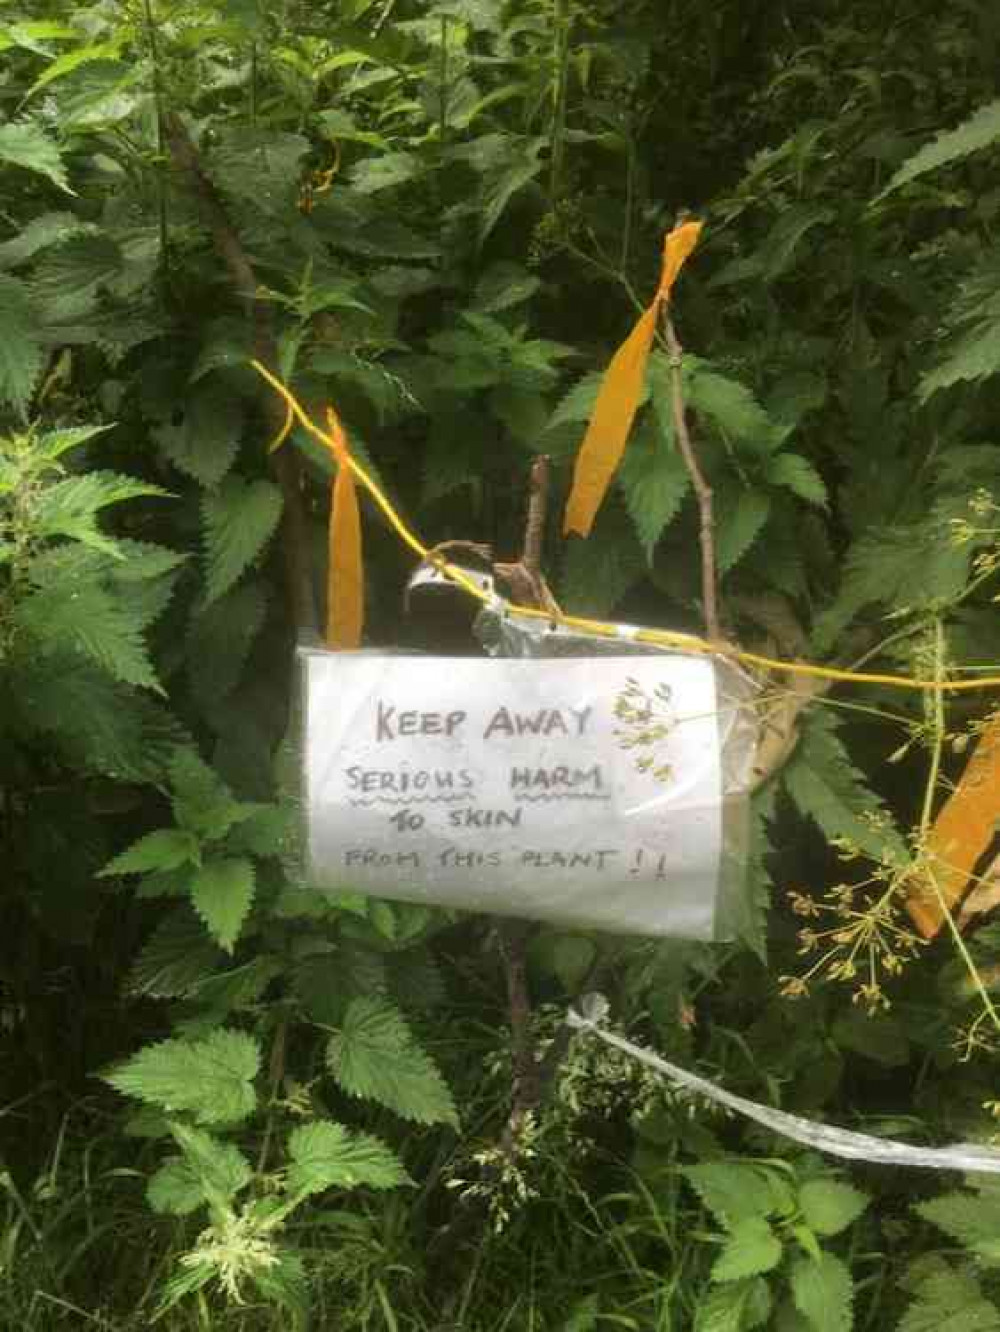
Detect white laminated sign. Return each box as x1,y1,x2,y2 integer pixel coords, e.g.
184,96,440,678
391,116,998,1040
301,649,749,938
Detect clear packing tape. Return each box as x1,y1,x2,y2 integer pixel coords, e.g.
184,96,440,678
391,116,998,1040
472,594,760,941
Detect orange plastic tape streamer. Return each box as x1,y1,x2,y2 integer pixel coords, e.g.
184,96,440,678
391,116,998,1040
563,219,704,539
325,406,364,650
907,713,1000,938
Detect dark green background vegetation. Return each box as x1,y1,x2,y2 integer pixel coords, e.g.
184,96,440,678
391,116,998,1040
1,1,999,1327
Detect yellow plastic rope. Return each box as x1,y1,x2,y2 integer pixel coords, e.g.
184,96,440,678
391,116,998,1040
252,361,1000,694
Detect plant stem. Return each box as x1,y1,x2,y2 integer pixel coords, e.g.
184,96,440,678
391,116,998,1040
662,312,721,640
549,0,571,204
249,41,258,126
164,113,317,636
142,0,169,274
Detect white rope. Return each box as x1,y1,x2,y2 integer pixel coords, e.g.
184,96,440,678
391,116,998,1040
568,997,1000,1174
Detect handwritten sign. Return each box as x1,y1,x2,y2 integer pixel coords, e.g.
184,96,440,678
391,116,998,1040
301,651,729,937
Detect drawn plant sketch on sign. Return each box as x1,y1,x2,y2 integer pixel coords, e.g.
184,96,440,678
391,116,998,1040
301,651,749,938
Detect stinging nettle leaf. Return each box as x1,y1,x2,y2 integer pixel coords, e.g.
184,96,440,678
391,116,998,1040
0,119,73,193
100,828,200,878
897,1264,1000,1332
618,418,690,559
191,857,255,953
105,1029,260,1124
148,1126,251,1216
789,1252,853,1332
711,1217,783,1282
285,1120,409,1197
765,452,828,507
916,1188,1000,1264
798,1179,869,1237
326,996,458,1127
0,273,43,416
129,908,226,998
202,477,283,604
880,98,1000,199
783,711,907,864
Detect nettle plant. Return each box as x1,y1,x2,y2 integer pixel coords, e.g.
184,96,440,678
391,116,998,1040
4,0,1000,1324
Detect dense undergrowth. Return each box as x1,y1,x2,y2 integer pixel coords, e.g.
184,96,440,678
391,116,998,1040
2,0,1000,1327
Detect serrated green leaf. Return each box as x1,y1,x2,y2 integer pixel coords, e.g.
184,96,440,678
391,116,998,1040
813,517,970,650
202,477,283,604
472,261,541,313
169,749,243,841
31,234,123,321
129,909,226,998
153,382,244,488
148,1126,251,1216
711,1217,784,1282
191,857,255,953
677,355,780,453
917,1190,1000,1264
783,711,907,863
211,128,309,209
285,1121,409,1198
26,40,121,97
798,1180,869,1237
716,489,771,573
105,1029,260,1124
187,580,268,714
682,1162,782,1228
881,99,1000,198
830,1010,910,1067
187,956,283,1012
349,150,423,194
146,1157,208,1216
0,211,93,267
34,471,168,554
919,320,1000,400
0,119,72,192
696,1278,772,1332
546,370,615,431
562,502,646,616
225,804,293,860
898,1265,1000,1332
0,273,43,415
766,453,827,507
790,1252,853,1332
619,419,690,559
327,996,457,1126
100,829,200,878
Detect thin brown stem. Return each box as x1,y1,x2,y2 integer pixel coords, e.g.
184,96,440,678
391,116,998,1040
164,113,317,637
522,455,550,577
663,312,721,641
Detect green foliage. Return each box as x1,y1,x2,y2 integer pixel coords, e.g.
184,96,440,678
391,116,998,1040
898,1262,1000,1332
0,118,71,192
106,1030,260,1125
4,0,1000,1326
285,1121,409,1197
202,477,283,604
191,857,255,954
916,1180,1000,1265
782,710,906,863
0,274,43,415
881,98,1000,197
789,1252,853,1332
327,996,459,1128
